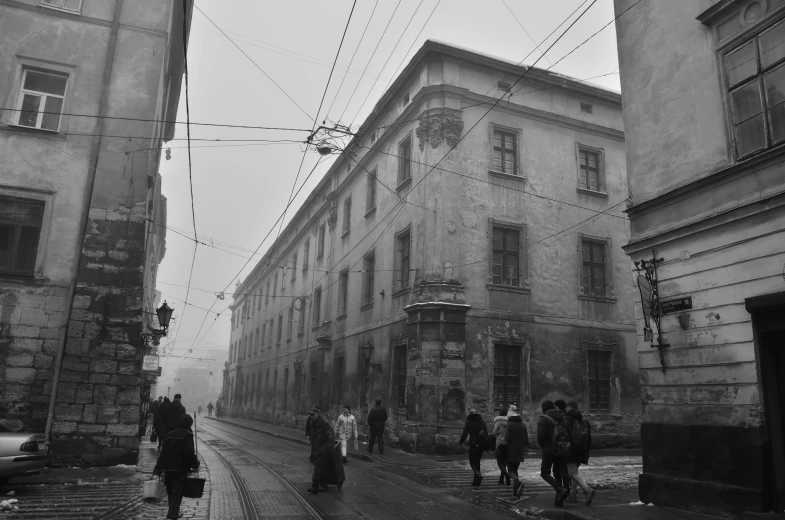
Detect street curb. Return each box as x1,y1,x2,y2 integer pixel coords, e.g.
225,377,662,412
204,416,377,463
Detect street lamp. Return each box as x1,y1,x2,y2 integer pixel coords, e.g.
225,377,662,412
156,301,174,334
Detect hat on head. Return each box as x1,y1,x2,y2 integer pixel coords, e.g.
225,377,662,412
554,399,567,410
567,400,578,409
508,405,518,415
308,406,320,413
541,400,555,412
174,394,182,400
179,414,193,427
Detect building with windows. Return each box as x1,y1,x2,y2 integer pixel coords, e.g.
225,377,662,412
0,0,189,465
614,0,785,516
225,40,640,452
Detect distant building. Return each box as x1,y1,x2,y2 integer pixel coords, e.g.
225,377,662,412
615,0,785,516
224,40,640,451
0,0,188,465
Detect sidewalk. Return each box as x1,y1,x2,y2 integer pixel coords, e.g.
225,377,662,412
208,415,727,520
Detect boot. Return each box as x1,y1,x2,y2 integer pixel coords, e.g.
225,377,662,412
554,487,569,507
512,480,520,496
498,474,505,485
516,480,525,498
471,474,480,487
506,473,511,486
585,488,596,506
306,485,319,495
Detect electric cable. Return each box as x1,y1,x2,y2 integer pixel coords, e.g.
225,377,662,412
313,0,358,126
501,0,556,69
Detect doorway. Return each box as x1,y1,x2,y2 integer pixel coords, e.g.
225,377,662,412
753,306,785,513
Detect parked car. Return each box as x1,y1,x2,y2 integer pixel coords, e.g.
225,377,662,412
0,424,49,486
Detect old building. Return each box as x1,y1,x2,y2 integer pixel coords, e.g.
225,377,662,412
614,0,785,516
0,0,188,465
225,40,640,452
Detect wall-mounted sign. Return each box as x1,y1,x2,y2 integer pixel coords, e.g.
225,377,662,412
661,296,693,315
142,355,160,375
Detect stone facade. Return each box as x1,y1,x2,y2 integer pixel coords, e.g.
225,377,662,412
614,0,785,516
0,0,186,466
223,41,640,453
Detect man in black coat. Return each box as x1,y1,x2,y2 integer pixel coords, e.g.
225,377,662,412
537,400,569,506
306,406,338,494
154,397,171,449
366,399,388,455
459,408,489,486
155,414,200,519
167,394,186,435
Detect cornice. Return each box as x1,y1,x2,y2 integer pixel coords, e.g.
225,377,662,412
697,0,740,25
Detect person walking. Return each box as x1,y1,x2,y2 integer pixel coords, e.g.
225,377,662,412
306,406,338,494
155,414,200,520
167,394,186,435
334,405,358,464
197,404,202,417
505,406,529,498
154,396,171,449
366,399,388,455
206,401,214,417
215,399,223,418
305,408,316,464
563,400,596,505
459,408,488,486
537,400,570,506
553,400,572,493
492,407,510,486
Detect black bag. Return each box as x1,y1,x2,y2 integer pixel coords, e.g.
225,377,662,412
150,430,157,443
323,443,345,486
182,476,205,498
486,433,497,452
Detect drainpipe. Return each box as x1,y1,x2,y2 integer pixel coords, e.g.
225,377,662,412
45,0,124,447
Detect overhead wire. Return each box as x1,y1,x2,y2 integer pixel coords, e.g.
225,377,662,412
501,0,556,69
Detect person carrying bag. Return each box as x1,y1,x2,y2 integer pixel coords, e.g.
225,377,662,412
154,413,200,519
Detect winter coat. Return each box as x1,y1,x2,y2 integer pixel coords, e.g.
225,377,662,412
459,413,488,447
366,405,388,433
563,409,592,464
207,402,214,412
334,414,358,440
492,416,509,447
154,399,170,435
504,415,529,463
157,425,199,472
537,408,565,452
149,400,160,417
167,399,186,433
309,415,336,457
305,417,313,441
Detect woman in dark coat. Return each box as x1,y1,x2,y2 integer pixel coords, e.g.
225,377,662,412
154,397,171,449
564,401,595,505
459,409,488,486
504,409,529,497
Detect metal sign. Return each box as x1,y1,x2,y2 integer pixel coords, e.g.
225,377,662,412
634,251,669,373
661,296,693,315
141,355,160,375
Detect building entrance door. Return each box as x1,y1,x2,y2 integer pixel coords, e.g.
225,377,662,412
756,309,785,513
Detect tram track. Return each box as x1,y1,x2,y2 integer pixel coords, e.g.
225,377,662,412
200,419,514,520
198,437,262,519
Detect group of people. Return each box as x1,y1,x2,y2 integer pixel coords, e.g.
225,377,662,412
460,399,597,507
149,394,200,519
303,399,388,495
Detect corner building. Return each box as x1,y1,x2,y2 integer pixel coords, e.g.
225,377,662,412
226,41,640,454
0,0,187,465
614,0,785,516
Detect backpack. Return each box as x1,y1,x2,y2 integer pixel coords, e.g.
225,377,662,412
544,414,572,457
570,418,590,454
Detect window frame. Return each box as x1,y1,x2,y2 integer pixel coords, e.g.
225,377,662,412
361,251,376,308
276,314,283,345
342,196,351,237
302,239,310,275
0,188,53,278
40,0,83,13
489,123,522,177
15,68,69,132
393,342,408,407
298,297,306,335
337,268,349,318
312,286,322,326
488,219,527,289
575,143,608,197
287,306,294,339
577,233,615,301
719,16,785,159
397,135,413,188
317,224,326,260
366,168,377,215
585,345,615,412
393,226,411,295
291,252,297,283
493,343,522,412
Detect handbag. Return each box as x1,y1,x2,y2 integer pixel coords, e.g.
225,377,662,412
142,476,165,502
150,430,157,443
183,415,206,499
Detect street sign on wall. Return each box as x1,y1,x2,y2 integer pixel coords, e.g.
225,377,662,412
661,296,693,314
142,355,160,375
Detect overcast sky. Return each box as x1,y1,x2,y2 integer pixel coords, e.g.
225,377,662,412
155,0,622,391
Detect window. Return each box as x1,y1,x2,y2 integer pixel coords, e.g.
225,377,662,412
277,315,283,344
394,230,410,292
310,361,318,406
257,289,262,310
317,224,325,259
492,226,520,286
287,306,294,338
366,169,377,213
581,239,606,297
0,196,45,275
587,350,611,411
725,20,785,157
498,81,512,92
403,92,410,106
492,129,517,175
16,70,68,131
578,148,603,192
362,253,375,305
370,129,378,144
298,300,306,333
41,0,82,11
394,344,407,406
338,269,349,317
254,329,259,356
335,355,345,405
273,273,278,299
342,197,351,236
580,102,593,114
493,344,521,411
302,239,310,274
261,322,266,347
265,280,270,304
398,136,412,185
283,368,289,412
313,287,322,325
291,253,297,282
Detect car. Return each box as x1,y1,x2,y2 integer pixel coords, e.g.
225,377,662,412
0,424,50,486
